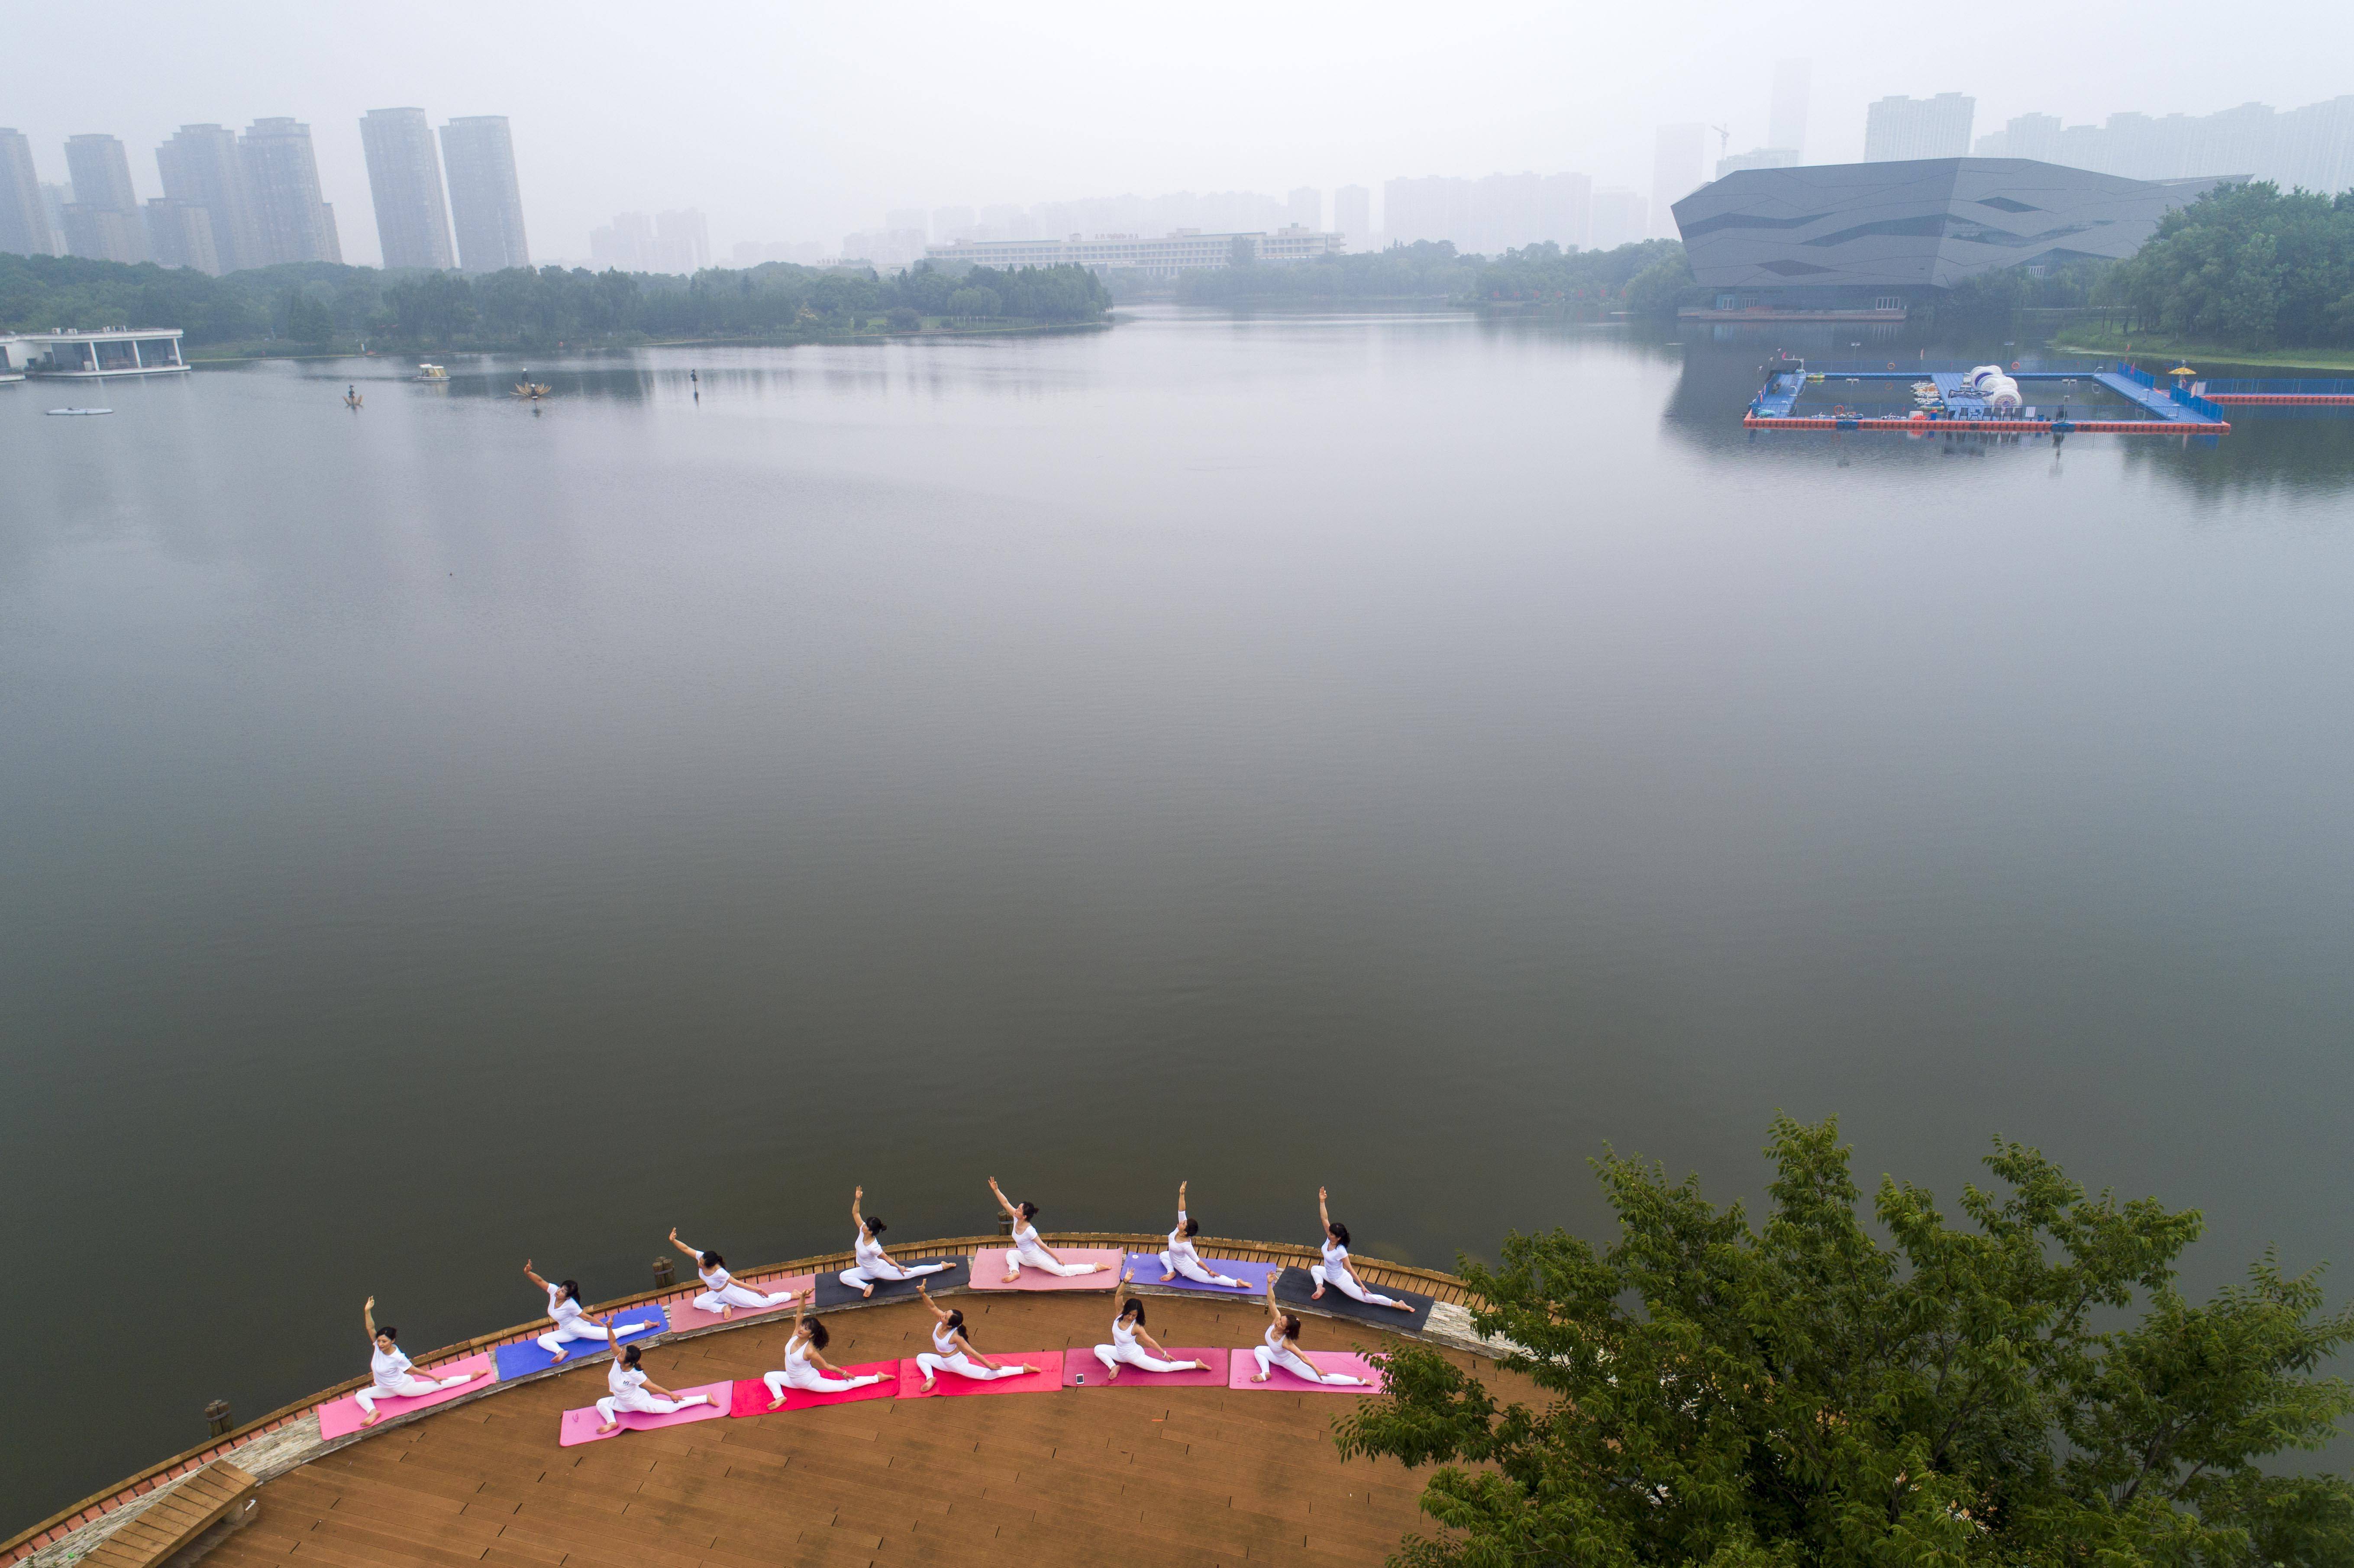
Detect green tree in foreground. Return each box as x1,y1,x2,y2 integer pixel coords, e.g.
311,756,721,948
1339,1116,2354,1567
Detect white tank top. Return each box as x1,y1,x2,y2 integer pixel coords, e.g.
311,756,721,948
699,1260,730,1289
932,1322,959,1356
856,1231,888,1268
370,1345,411,1389
1321,1237,1351,1277
1011,1221,1040,1252
548,1285,584,1325
786,1336,814,1373
1112,1315,1138,1349
1265,1321,1289,1352
609,1362,644,1395
1167,1210,1197,1261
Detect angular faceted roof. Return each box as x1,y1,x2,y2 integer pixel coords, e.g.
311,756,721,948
1671,158,2235,290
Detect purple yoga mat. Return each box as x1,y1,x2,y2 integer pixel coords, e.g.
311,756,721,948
1119,1252,1280,1296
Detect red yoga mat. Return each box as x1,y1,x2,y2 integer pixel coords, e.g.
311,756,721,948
726,1362,898,1416
895,1351,1065,1398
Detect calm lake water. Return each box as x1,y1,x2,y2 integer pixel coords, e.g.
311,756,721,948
5,309,2353,1525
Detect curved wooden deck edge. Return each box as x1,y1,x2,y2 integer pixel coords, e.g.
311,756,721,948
6,1234,1502,1568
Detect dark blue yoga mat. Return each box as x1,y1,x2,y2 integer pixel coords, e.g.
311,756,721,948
494,1305,671,1379
1274,1265,1434,1332
1119,1252,1281,1296
812,1255,969,1309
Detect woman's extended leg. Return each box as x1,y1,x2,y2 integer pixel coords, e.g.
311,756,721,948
358,1372,469,1415
918,1352,1024,1383
1166,1253,1244,1288
1112,1343,1198,1374
764,1368,880,1403
1275,1344,1365,1386
1013,1254,1100,1278
537,1320,614,1355
1311,1264,1404,1309
698,1281,791,1313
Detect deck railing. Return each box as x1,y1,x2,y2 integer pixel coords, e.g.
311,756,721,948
1,1233,1477,1565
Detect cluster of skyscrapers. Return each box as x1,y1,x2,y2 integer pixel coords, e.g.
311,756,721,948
0,110,528,277
1865,91,2353,194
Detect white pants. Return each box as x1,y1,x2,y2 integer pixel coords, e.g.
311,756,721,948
595,1390,708,1424
838,1258,952,1288
695,1281,788,1313
538,1318,647,1355
355,1373,469,1414
763,1365,883,1398
1094,1342,1193,1374
916,1351,1023,1381
1254,1344,1365,1385
1006,1247,1095,1278
1311,1263,1403,1309
1159,1250,1243,1288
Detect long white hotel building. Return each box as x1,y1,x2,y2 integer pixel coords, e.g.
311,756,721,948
924,226,1343,277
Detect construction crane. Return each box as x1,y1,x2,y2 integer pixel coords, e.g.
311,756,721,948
1712,124,1732,159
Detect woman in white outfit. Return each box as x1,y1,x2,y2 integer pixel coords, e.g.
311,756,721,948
912,1281,1038,1391
838,1186,955,1298
988,1176,1107,1283
592,1315,712,1435
521,1259,654,1364
357,1296,481,1426
1156,1179,1245,1287
669,1226,792,1318
1094,1270,1210,1381
1309,1187,1414,1312
1249,1277,1368,1386
760,1291,887,1407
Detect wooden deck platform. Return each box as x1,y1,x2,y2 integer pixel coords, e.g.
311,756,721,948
196,1293,1499,1568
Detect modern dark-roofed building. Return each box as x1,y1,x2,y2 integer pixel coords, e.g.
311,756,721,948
1670,158,2233,319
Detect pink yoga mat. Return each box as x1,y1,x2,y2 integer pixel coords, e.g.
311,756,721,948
726,1362,899,1416
662,1273,816,1334
557,1380,733,1446
1225,1350,1385,1393
316,1354,496,1440
895,1351,1065,1398
966,1248,1124,1291
1063,1346,1228,1387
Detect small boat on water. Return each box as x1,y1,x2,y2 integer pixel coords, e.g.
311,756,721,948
47,407,113,416
511,381,552,400
416,363,448,381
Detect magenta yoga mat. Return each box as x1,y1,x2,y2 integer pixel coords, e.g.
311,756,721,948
557,1381,732,1445
316,1354,496,1440
1063,1346,1228,1387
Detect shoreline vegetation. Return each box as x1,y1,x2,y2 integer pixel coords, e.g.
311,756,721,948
176,317,1111,365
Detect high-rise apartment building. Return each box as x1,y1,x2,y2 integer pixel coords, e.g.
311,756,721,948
1651,124,1706,236
61,133,149,263
1383,175,1471,245
158,124,265,272
360,108,455,270
656,209,710,272
1960,95,2352,194
1589,188,1647,250
1333,184,1370,247
144,198,220,274
1286,187,1321,229
1770,60,1811,158
240,118,341,265
1863,94,1975,161
439,116,530,272
885,206,929,241
1975,112,2062,162
0,129,54,256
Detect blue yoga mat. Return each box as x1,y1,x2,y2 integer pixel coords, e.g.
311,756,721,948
494,1305,671,1380
1120,1252,1282,1296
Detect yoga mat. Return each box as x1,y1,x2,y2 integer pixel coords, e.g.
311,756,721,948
1227,1350,1385,1393
726,1362,899,1416
895,1351,1064,1399
492,1307,670,1380
1119,1252,1280,1297
664,1274,815,1334
1063,1347,1228,1387
1273,1264,1434,1332
316,1354,496,1440
811,1255,968,1310
968,1247,1124,1291
557,1381,732,1446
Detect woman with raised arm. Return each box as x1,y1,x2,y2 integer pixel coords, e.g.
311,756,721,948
1094,1269,1211,1381
521,1259,655,1365
1249,1276,1368,1386
912,1281,1038,1391
988,1176,1107,1284
1157,1179,1244,1287
838,1185,955,1299
760,1290,888,1407
593,1313,713,1434
357,1296,481,1427
669,1226,792,1319
1310,1186,1414,1312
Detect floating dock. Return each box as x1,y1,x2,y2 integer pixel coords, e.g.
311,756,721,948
2192,375,2354,407
1746,358,2230,434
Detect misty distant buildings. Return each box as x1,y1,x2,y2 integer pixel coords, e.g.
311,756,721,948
1651,125,1706,237
61,134,149,263
1333,184,1370,247
143,199,219,274
360,109,457,270
1864,94,1976,161
926,227,1343,278
590,210,708,274
1286,187,1321,229
157,125,265,272
1972,95,2354,193
1589,188,1647,251
1384,172,1592,253
439,116,530,272
0,129,55,256
240,119,341,265
1769,60,1811,159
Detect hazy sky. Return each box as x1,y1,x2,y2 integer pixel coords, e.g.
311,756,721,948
10,0,2346,265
